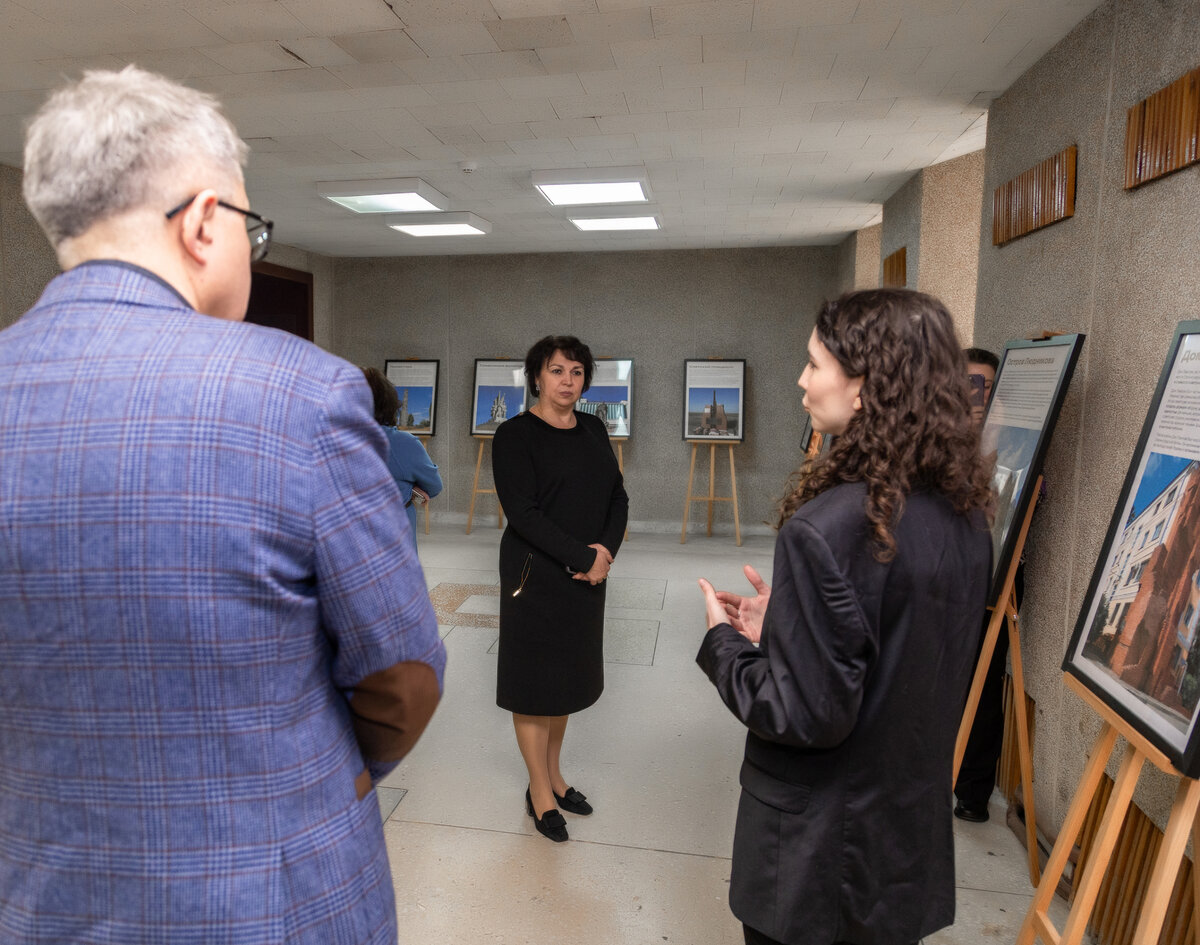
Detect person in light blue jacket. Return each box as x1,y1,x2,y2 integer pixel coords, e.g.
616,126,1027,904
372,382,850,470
362,366,443,543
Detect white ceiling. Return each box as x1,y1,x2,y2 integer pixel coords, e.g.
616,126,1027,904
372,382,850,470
0,0,1102,257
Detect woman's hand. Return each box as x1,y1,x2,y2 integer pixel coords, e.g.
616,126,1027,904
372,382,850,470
698,565,770,642
573,543,613,585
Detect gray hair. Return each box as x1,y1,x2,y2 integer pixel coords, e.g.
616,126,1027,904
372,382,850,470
23,65,248,247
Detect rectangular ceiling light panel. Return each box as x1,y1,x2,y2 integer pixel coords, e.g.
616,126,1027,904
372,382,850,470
532,166,650,206
569,216,660,231
386,211,491,237
318,178,448,213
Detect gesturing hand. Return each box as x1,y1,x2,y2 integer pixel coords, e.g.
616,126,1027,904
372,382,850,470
697,564,771,643
573,543,613,585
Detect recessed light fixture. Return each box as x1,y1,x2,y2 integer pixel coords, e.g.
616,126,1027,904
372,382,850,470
532,167,650,206
569,215,660,231
386,211,491,237
318,178,448,213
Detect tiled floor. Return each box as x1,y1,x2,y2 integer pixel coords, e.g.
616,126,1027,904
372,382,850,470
383,526,1068,944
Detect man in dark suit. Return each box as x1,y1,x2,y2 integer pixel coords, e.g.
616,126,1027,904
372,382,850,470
0,66,445,944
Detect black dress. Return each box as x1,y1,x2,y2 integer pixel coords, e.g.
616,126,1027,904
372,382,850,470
492,410,628,715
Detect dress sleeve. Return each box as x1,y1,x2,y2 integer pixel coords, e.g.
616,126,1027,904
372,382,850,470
311,366,446,778
594,418,628,556
397,431,443,498
696,517,876,749
492,419,596,573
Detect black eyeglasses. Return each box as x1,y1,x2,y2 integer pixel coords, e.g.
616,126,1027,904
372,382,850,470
165,195,273,262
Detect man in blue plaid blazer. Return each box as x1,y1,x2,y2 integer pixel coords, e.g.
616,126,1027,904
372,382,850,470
0,68,446,944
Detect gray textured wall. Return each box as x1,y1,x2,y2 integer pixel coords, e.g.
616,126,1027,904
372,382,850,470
920,150,985,338
834,223,881,294
880,171,922,289
331,247,840,535
976,0,1200,830
0,163,59,329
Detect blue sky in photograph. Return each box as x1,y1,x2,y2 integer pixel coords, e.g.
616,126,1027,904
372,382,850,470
688,387,739,412
1128,452,1193,521
584,385,627,402
475,386,524,425
393,385,432,422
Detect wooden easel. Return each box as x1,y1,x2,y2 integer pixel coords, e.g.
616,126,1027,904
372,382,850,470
420,437,434,536
680,442,741,546
466,435,503,535
953,475,1043,886
1018,673,1200,945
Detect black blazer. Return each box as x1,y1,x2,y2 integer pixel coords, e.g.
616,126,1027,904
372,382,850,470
698,482,990,945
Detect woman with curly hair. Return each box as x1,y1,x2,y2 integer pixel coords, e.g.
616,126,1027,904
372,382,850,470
697,288,994,945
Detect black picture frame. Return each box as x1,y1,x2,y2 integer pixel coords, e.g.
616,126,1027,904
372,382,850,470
1063,321,1200,776
578,358,633,438
683,359,746,442
471,359,525,437
982,333,1085,603
383,359,439,437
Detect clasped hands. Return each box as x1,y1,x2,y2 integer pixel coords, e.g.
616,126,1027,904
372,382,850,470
697,565,771,644
573,543,613,585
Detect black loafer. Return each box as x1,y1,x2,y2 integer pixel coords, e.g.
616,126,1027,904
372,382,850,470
526,788,568,842
953,800,989,823
554,787,593,816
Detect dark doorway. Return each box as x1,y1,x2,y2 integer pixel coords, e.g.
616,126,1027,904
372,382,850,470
247,261,313,341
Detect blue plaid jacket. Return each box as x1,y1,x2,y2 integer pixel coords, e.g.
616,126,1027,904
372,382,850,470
0,262,446,944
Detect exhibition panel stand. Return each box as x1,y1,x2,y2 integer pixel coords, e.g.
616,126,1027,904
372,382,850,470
680,442,742,546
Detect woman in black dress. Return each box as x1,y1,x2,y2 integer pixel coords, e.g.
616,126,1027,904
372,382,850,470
697,289,995,945
492,335,628,843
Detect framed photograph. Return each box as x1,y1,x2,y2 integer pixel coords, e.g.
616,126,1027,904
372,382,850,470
1063,321,1200,775
578,358,633,438
472,359,525,436
383,359,439,436
981,333,1085,602
683,359,745,442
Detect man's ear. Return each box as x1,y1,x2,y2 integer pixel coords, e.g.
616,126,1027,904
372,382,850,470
175,190,219,265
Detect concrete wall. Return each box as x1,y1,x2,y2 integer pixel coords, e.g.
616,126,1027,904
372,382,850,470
880,151,984,346
834,223,881,295
920,150,985,336
0,163,58,329
975,0,1200,830
331,248,839,534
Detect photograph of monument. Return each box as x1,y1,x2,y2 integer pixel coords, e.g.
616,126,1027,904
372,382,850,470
384,359,439,436
577,385,630,437
392,385,435,432
471,359,525,436
687,388,740,437
683,359,746,442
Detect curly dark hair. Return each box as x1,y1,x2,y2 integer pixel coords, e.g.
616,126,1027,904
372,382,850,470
360,366,399,426
523,335,594,399
780,288,994,561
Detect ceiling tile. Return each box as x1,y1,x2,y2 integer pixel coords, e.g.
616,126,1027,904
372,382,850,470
507,135,578,154
348,85,439,108
44,9,226,57
426,78,512,103
738,104,816,127
549,91,628,119
660,60,745,89
277,37,359,67
328,63,418,89
194,67,348,99
406,101,488,123
565,8,653,43
463,50,547,78
186,1,311,43
570,131,636,149
527,115,601,137
281,0,404,35
780,76,865,105
485,14,574,51
702,83,782,109
388,0,504,25
398,56,481,83
596,111,668,133
610,35,701,69
792,21,896,54
407,23,501,57
576,64,662,93
535,42,618,73
752,0,858,30
701,29,796,62
811,99,894,123
666,107,740,131
198,42,310,74
476,97,557,122
499,73,586,99
332,30,427,62
491,0,597,14
471,120,536,141
625,86,701,114
651,1,752,38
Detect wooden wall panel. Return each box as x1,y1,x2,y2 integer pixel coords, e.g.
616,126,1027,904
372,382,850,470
992,146,1077,245
1125,66,1200,189
882,246,906,287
